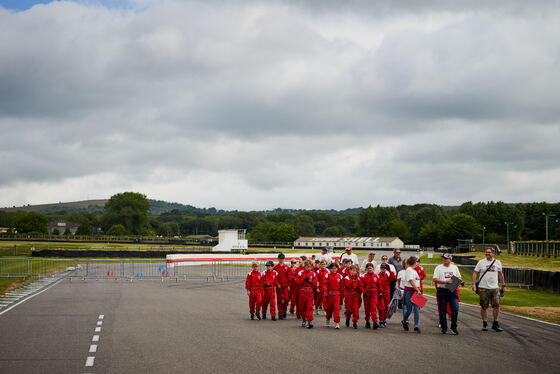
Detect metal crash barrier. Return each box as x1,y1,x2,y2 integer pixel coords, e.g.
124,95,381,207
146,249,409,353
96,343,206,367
419,264,534,289
0,258,534,288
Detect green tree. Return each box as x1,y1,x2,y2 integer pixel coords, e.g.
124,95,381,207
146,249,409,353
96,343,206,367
322,225,347,237
270,224,298,242
0,211,17,228
157,222,180,237
418,222,440,248
51,228,60,236
63,227,73,236
295,214,316,236
107,224,126,236
248,222,276,242
358,205,376,235
14,212,48,234
405,205,446,239
102,192,150,235
485,232,505,244
376,219,412,242
438,214,480,246
75,222,92,235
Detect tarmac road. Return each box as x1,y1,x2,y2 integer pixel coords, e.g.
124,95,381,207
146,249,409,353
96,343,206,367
0,279,559,374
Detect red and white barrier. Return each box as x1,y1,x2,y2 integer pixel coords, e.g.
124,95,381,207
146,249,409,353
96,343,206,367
166,253,340,267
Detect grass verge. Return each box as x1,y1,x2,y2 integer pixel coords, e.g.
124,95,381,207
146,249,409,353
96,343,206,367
422,285,560,324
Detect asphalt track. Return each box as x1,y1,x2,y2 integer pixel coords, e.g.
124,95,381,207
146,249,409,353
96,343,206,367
0,279,559,374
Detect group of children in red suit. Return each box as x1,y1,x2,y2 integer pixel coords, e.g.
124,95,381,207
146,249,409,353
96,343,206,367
245,253,399,329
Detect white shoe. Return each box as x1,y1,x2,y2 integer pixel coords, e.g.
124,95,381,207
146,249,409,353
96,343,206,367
335,323,340,329
325,319,330,327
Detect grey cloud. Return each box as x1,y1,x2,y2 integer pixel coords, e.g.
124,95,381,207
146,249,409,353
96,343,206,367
0,0,559,208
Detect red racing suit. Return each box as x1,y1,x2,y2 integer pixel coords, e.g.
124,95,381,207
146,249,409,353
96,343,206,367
415,266,427,294
274,263,291,316
289,267,299,314
294,266,305,317
360,272,382,323
296,269,318,322
338,267,349,305
324,272,344,323
377,270,396,321
343,274,361,323
315,268,329,309
261,269,279,317
245,270,263,315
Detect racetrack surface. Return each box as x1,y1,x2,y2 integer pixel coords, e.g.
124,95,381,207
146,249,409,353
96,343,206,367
0,279,559,374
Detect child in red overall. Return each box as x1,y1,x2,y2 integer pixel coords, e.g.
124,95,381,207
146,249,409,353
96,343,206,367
315,260,329,314
289,259,298,315
414,259,427,294
361,263,382,329
377,263,396,327
294,256,307,319
296,259,318,328
274,254,291,320
344,265,361,329
324,263,344,329
245,262,263,320
261,260,279,320
338,259,351,306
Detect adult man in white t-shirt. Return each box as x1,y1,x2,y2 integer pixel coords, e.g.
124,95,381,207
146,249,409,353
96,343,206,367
433,253,462,335
472,247,505,332
317,247,332,264
360,252,377,273
340,246,359,267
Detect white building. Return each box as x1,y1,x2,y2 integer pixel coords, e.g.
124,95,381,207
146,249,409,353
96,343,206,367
294,236,404,249
212,229,248,252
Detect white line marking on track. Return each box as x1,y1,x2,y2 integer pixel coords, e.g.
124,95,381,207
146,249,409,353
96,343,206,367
97,321,103,326
99,314,104,319
92,335,99,342
85,356,95,367
89,345,97,353
0,277,66,316
95,327,101,332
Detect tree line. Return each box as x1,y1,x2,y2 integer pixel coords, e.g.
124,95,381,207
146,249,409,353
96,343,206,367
1,193,559,247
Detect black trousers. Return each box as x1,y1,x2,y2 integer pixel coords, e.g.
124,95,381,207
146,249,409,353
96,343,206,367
437,288,459,331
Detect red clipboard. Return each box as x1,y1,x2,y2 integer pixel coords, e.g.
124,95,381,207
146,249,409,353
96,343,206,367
410,292,427,308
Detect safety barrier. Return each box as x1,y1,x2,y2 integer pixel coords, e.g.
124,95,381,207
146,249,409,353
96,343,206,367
513,241,560,258
70,259,271,281
0,257,77,277
0,258,535,288
418,264,533,289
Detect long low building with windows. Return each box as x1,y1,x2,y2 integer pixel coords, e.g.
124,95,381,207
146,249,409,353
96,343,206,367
294,236,404,249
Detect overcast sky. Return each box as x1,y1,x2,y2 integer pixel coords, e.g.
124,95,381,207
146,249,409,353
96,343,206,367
0,0,559,210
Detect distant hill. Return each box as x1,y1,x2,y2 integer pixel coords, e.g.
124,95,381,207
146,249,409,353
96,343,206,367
0,200,108,214
0,199,365,216
0,199,225,215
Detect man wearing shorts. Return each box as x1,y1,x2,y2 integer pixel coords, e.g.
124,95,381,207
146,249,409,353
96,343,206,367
472,248,505,332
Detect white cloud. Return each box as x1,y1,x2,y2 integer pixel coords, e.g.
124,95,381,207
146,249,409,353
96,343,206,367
0,0,559,209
